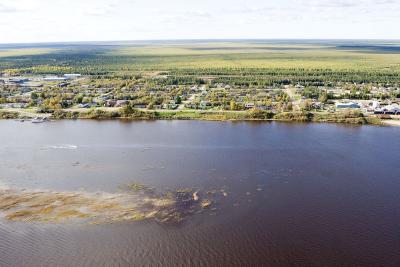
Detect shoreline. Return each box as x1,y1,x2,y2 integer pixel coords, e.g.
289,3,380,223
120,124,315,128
382,120,400,127
0,108,386,126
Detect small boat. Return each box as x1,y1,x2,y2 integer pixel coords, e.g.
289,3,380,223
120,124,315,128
32,117,46,123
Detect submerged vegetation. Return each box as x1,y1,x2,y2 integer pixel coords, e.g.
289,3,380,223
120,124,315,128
0,183,220,225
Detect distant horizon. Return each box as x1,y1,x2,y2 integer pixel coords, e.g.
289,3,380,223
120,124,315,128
1,38,400,46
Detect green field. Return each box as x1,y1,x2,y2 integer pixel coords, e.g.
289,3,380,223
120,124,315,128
1,40,400,85
0,48,56,58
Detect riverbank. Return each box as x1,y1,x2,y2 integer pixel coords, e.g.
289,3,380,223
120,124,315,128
0,108,384,126
382,119,400,127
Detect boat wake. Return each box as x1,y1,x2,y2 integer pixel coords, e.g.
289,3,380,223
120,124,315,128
47,145,78,150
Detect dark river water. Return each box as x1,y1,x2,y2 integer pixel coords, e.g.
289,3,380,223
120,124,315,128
0,120,399,267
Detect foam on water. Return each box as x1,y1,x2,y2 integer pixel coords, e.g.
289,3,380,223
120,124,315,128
47,145,78,150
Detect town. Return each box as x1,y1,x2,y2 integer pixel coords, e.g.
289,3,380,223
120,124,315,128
1,72,399,123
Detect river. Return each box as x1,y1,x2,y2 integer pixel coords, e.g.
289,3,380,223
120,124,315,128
0,120,399,266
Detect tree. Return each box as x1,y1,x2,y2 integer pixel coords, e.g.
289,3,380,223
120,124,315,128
300,99,313,111
318,93,328,103
147,101,155,109
285,102,293,111
74,94,84,104
230,100,237,111
31,92,38,99
121,104,134,116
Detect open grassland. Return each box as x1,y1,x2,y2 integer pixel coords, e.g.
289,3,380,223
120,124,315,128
107,44,400,71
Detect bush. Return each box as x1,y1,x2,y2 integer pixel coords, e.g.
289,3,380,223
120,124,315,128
246,108,274,119
0,111,19,119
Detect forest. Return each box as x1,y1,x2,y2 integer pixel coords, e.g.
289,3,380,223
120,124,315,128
1,40,400,87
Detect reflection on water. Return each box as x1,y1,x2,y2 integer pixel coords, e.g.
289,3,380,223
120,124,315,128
0,120,400,266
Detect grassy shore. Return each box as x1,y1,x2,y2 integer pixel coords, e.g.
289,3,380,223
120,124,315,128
1,107,383,126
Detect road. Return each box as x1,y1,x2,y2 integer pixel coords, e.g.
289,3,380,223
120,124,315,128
284,88,301,111
178,93,196,110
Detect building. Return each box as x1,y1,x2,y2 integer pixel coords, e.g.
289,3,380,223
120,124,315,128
105,100,117,107
185,103,197,109
44,77,68,82
365,101,380,112
115,100,129,107
245,102,255,109
0,103,27,108
162,101,178,110
58,82,70,88
371,101,380,110
9,78,30,84
78,103,92,108
134,104,147,109
375,104,400,115
335,102,360,109
199,101,212,109
64,74,81,79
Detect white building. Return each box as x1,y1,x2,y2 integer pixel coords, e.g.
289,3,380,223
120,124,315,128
44,77,68,82
376,104,400,114
245,102,255,109
371,101,380,110
64,74,82,79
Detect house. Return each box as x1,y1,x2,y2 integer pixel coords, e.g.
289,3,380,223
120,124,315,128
371,101,380,110
335,102,360,109
312,102,324,110
245,102,255,109
199,101,212,109
162,101,178,110
257,105,271,111
20,82,43,88
0,103,27,108
365,101,380,112
20,87,33,93
9,78,29,84
134,104,147,109
100,95,111,101
78,103,92,108
44,77,68,82
105,100,117,107
375,104,400,115
115,100,128,107
185,103,197,109
63,74,81,79
61,100,73,108
58,82,70,88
